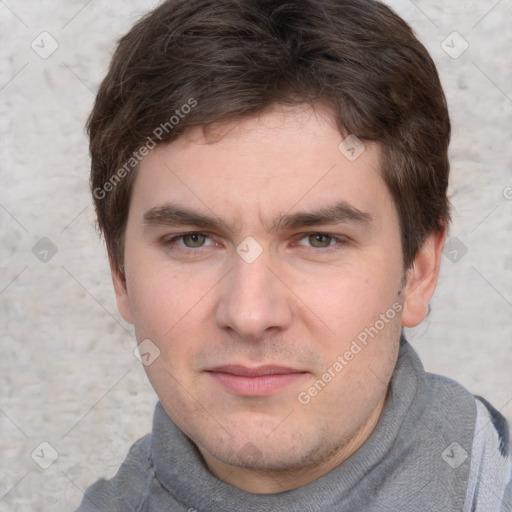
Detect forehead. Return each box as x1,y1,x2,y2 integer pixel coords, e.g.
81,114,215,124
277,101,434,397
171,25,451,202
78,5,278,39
131,104,392,229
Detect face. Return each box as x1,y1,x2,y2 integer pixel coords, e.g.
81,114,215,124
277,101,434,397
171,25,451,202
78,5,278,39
113,104,443,492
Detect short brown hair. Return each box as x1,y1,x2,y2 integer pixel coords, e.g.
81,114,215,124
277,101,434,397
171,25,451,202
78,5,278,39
88,0,450,278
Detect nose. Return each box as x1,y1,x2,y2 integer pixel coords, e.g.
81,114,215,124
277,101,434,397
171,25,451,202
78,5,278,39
215,250,293,340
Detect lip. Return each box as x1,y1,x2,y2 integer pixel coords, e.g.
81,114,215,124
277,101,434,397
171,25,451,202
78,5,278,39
206,365,308,396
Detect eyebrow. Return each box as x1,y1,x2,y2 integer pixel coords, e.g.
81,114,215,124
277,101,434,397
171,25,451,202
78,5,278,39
142,200,373,232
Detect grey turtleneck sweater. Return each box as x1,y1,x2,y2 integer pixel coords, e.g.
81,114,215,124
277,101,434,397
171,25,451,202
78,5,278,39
77,339,512,511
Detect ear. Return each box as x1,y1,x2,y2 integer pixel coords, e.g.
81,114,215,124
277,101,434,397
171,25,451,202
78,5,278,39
110,260,134,324
401,226,447,328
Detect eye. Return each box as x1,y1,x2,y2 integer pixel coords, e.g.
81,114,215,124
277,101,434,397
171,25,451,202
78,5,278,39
180,233,209,248
308,234,334,248
163,232,214,250
294,233,348,249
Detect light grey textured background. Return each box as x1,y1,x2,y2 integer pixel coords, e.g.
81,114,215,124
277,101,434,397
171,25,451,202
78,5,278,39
0,0,511,510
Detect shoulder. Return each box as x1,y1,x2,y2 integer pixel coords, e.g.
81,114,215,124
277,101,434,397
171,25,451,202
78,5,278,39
422,369,510,465
416,369,479,436
473,395,510,458
463,397,512,511
418,369,511,510
75,434,154,512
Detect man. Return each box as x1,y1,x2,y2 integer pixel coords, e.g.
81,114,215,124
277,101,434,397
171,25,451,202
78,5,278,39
79,0,511,510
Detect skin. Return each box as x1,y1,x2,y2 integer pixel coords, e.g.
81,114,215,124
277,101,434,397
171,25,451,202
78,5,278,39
112,104,446,493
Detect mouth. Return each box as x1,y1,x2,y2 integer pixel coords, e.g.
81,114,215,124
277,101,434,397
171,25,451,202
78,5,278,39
206,365,308,396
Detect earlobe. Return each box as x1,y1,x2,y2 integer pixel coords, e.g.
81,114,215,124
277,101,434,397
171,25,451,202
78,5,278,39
111,261,134,324
401,227,447,328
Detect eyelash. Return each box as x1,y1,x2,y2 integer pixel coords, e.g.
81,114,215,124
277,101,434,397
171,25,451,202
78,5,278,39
161,232,350,254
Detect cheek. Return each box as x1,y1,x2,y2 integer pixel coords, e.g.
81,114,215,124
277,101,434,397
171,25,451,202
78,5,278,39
126,263,219,385
298,262,403,401
298,264,401,343
126,256,208,339
128,276,175,339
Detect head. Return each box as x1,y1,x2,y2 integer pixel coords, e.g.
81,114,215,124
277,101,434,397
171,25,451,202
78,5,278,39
88,0,450,492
